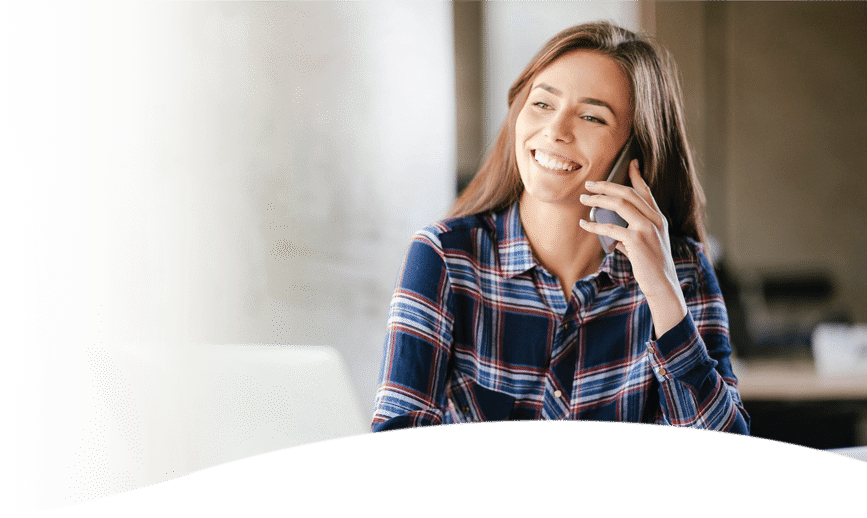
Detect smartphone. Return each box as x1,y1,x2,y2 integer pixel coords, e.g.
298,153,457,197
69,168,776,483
588,136,641,254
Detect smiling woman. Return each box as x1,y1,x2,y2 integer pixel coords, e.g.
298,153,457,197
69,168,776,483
516,51,632,207
515,50,634,294
371,21,749,433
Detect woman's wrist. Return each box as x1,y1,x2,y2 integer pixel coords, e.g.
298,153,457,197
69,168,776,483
645,284,688,338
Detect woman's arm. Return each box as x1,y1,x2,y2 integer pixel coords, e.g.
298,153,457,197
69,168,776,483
579,160,688,337
371,229,455,432
579,161,749,433
644,250,750,433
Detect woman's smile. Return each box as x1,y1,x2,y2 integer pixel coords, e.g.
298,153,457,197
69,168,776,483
514,49,633,207
531,149,581,172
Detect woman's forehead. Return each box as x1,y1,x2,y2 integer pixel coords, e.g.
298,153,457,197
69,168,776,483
535,50,626,86
531,50,632,112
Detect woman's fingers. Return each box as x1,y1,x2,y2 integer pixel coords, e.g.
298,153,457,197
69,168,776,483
581,188,655,225
580,192,650,230
578,218,629,243
582,174,663,230
585,160,686,329
627,160,664,217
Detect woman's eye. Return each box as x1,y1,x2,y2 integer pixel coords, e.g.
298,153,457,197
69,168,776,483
581,115,606,124
532,101,551,110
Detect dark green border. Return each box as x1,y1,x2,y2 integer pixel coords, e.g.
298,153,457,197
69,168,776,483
0,0,867,516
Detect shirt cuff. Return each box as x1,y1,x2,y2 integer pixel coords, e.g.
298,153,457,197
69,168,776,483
645,313,717,385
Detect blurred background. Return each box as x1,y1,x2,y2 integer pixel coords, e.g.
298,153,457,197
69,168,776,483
464,0,867,454
1,1,865,515
643,1,867,454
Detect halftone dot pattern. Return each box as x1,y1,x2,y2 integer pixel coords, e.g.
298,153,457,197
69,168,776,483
269,238,316,260
258,4,326,82
269,300,292,343
49,248,87,506
85,347,143,465
203,6,257,102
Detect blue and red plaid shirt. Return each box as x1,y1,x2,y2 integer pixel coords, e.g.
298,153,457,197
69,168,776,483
372,201,749,434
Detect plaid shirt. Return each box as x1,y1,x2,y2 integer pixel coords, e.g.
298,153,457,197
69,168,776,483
372,201,749,434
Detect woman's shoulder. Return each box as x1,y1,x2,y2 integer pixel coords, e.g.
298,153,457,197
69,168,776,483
670,235,708,263
410,210,498,250
670,236,717,291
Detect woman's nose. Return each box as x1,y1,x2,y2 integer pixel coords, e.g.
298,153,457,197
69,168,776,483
543,112,573,142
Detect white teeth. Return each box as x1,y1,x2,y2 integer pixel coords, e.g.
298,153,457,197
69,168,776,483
533,150,578,171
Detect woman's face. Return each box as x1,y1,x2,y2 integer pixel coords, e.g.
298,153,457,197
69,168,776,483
514,50,633,209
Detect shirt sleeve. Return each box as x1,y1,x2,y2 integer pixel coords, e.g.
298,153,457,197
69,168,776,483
644,249,751,434
371,229,455,432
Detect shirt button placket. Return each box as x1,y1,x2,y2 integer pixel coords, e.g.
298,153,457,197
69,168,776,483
550,319,572,418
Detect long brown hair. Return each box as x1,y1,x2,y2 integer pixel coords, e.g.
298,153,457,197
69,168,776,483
449,21,708,252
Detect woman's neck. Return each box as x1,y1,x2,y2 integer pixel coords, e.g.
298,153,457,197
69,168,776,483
519,194,605,300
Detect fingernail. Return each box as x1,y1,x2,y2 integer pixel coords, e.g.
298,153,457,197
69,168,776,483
585,180,596,187
579,194,588,202
631,159,638,168
579,218,587,226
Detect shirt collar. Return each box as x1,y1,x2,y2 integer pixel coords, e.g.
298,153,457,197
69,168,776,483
493,200,635,285
494,201,538,278
597,247,634,286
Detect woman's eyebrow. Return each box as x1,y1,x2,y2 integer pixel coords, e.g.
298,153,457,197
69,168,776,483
532,83,616,115
533,83,564,97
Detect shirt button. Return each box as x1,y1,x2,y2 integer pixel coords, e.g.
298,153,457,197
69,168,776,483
461,405,470,413
655,367,668,377
563,322,570,330
554,390,562,398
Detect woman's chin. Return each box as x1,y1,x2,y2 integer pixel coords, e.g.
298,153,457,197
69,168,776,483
520,187,583,209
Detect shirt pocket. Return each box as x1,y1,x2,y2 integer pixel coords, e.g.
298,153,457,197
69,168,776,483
447,371,516,422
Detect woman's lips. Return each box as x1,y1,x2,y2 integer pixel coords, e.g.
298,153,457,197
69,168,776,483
532,149,581,172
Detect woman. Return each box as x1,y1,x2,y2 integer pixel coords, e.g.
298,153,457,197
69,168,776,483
371,21,749,434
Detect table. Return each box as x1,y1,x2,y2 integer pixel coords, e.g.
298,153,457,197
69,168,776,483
734,359,867,449
735,359,867,400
